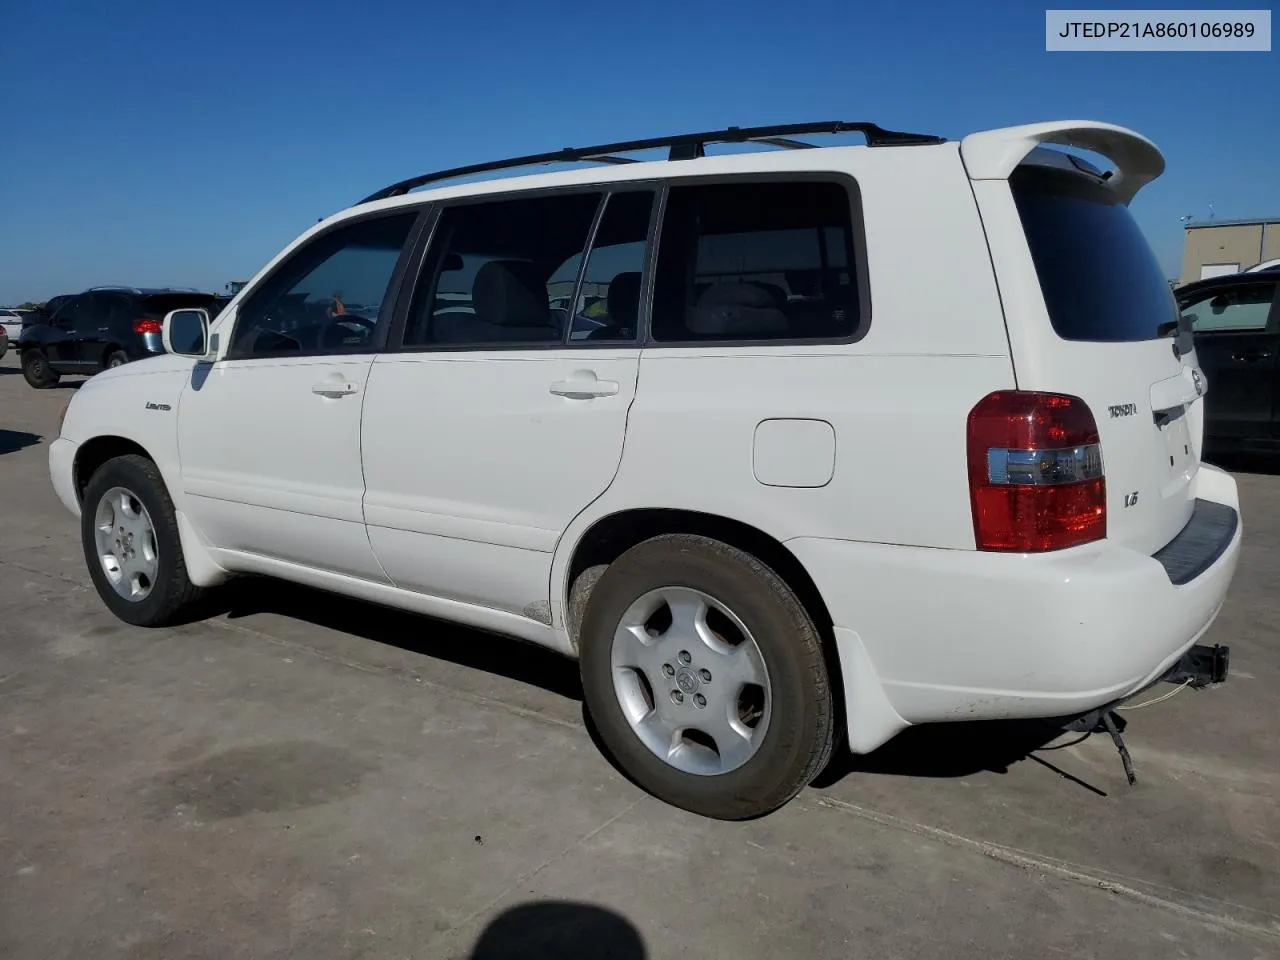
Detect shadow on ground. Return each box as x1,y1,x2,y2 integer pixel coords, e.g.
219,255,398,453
217,577,584,701
0,429,41,454
464,901,645,959
812,719,1108,796
214,577,1115,798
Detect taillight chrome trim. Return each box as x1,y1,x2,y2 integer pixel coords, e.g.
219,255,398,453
987,443,1104,486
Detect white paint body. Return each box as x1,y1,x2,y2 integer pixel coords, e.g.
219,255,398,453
49,120,1242,755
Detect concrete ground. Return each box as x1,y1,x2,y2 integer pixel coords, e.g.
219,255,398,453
0,351,1277,960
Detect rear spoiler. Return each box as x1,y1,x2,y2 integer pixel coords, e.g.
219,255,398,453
959,121,1165,204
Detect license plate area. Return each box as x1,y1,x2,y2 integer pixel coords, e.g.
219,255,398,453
1156,405,1196,496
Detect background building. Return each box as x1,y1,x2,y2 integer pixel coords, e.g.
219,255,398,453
1180,217,1280,284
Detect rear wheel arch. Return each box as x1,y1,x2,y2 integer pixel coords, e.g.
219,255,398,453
562,508,836,653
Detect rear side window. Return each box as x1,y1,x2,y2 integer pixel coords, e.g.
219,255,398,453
651,179,863,343
1011,165,1176,342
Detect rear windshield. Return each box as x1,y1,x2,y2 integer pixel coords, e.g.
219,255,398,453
1011,165,1176,342
141,293,218,316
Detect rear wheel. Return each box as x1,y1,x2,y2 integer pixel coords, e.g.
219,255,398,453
579,534,834,820
81,454,204,627
21,349,60,388
105,349,128,369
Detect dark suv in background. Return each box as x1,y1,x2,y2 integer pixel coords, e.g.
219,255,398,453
19,286,220,388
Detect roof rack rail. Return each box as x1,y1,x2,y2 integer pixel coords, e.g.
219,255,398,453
358,121,946,204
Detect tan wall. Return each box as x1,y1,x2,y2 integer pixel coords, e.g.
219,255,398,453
1180,224,1267,284
1263,224,1280,263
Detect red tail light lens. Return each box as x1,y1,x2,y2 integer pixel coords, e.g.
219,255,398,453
966,391,1105,552
133,318,162,335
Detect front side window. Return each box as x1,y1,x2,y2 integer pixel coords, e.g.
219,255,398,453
229,212,418,359
402,192,602,348
1179,282,1276,333
650,179,862,343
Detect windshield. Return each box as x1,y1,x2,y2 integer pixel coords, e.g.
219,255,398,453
1010,165,1177,342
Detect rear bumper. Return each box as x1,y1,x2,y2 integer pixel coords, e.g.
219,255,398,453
789,464,1241,753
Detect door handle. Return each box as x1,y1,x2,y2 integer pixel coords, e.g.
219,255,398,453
98,326,110,332
549,373,620,399
1231,349,1272,362
312,380,359,398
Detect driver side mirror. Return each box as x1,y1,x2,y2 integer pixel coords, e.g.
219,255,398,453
162,308,212,359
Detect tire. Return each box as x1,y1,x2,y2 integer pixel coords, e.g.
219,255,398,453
105,349,128,369
21,349,60,388
81,454,204,627
579,534,835,820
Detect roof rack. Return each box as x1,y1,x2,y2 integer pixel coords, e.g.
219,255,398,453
87,285,143,293
358,121,946,204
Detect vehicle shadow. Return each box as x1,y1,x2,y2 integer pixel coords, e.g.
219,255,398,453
215,577,584,701
0,429,42,455
209,578,1107,797
463,901,645,959
812,718,1108,796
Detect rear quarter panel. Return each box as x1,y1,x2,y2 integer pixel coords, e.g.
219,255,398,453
552,144,1017,614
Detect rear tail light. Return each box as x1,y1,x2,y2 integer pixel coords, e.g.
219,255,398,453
966,391,1105,552
133,318,162,335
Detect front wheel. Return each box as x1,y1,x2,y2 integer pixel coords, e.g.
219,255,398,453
81,454,204,627
21,349,60,388
579,534,835,820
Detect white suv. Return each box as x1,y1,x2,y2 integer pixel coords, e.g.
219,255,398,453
49,120,1242,819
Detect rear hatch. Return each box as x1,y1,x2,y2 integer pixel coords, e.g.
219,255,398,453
1001,157,1203,556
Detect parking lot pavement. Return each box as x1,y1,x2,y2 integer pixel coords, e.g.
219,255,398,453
1,353,1277,960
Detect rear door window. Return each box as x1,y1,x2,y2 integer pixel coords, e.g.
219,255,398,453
1010,165,1177,342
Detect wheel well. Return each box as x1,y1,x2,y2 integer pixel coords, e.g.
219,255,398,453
74,436,152,503
565,509,835,648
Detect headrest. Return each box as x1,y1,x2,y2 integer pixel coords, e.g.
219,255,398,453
687,281,788,337
473,260,551,328
606,272,642,327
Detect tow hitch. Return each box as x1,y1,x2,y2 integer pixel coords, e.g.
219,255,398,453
1062,643,1229,786
1161,642,1229,688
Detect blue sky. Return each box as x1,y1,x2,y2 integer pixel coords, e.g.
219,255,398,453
1,0,1275,304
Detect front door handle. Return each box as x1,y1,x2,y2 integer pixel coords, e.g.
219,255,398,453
312,380,359,398
549,373,620,399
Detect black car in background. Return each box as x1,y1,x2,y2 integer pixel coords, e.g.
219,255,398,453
1177,268,1280,452
19,286,220,388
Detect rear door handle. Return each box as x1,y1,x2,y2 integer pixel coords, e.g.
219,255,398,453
312,381,359,398
549,373,619,399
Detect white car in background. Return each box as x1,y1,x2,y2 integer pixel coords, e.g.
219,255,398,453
47,118,1241,820
0,309,24,356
